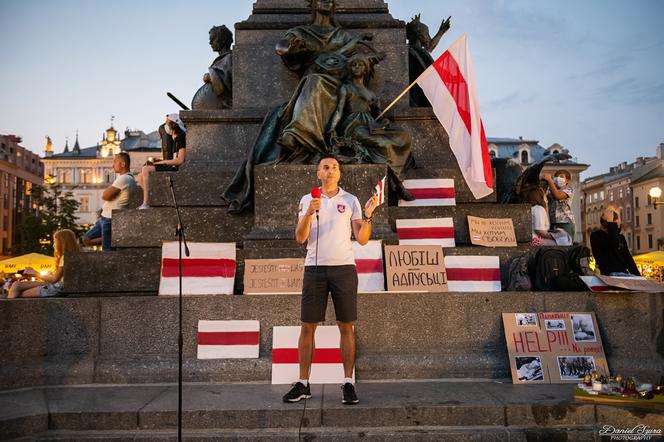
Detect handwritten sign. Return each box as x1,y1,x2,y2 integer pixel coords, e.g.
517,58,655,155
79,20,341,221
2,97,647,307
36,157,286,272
384,245,447,292
597,275,664,293
243,258,304,295
468,216,517,248
502,312,608,384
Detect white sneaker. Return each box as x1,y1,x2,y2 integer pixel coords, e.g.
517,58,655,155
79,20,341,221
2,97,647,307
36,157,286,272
138,203,151,210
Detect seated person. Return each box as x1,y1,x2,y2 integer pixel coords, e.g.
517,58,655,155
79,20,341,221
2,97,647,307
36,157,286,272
527,187,557,246
590,208,640,276
137,113,186,209
543,169,575,241
8,229,80,298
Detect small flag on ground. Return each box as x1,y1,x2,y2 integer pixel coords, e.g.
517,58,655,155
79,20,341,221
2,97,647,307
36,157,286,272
444,256,501,292
580,276,628,293
399,179,456,207
271,325,353,384
374,175,386,206
414,34,493,199
352,240,385,292
396,218,455,247
197,320,260,359
159,242,236,295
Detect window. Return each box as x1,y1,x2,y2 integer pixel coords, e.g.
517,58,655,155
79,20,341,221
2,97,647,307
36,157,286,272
619,189,623,199
626,206,631,221
648,234,653,249
619,207,623,219
609,192,613,201
647,195,652,206
600,191,604,200
80,196,89,212
627,235,631,248
593,192,598,201
635,197,639,208
636,235,641,249
647,213,652,225
521,150,529,164
636,216,640,227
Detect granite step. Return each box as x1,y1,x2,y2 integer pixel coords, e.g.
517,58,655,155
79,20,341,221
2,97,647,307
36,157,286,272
4,381,661,441
64,245,532,295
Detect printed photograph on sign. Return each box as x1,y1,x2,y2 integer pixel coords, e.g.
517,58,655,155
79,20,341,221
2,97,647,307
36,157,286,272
557,356,596,381
545,319,566,331
515,313,537,327
515,356,544,382
571,314,596,342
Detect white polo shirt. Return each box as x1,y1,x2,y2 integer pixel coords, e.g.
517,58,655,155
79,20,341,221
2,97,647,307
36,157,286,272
298,187,362,266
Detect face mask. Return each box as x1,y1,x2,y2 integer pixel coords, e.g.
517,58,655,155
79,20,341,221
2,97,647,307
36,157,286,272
164,123,173,136
554,177,566,187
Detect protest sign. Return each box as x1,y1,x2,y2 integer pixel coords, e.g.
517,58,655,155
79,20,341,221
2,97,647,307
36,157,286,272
384,245,447,292
243,258,304,294
467,216,517,247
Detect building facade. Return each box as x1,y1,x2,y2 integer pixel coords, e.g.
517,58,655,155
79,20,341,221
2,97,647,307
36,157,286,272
42,126,160,226
0,134,45,256
630,149,664,253
487,137,589,243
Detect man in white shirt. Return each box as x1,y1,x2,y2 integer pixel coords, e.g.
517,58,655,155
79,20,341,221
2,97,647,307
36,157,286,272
283,155,378,406
83,152,136,251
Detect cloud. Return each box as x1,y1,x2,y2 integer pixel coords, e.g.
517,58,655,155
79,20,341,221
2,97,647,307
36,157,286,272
484,91,536,109
591,77,664,105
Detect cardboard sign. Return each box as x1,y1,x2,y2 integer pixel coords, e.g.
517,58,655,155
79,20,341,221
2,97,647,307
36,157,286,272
597,275,664,293
384,245,447,292
468,216,517,247
502,312,608,384
243,258,304,294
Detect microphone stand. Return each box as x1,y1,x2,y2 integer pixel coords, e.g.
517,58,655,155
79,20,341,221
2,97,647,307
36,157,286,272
168,176,190,442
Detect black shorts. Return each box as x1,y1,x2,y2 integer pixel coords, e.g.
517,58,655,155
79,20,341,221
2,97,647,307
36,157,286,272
301,265,358,323
155,164,179,172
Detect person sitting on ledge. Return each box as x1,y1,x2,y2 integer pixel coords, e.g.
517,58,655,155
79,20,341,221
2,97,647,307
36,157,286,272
8,229,80,299
527,187,557,246
590,208,640,277
137,113,186,209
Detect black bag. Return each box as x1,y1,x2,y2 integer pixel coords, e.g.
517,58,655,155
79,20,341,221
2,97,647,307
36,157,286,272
567,245,593,276
505,251,534,291
533,248,570,291
551,273,588,291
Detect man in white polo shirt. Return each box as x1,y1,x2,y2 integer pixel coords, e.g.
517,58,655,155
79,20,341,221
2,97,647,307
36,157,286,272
283,155,378,405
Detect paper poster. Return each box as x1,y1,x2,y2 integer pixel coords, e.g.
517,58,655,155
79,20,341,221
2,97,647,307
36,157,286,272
384,245,447,292
243,258,304,294
502,312,609,384
467,216,517,247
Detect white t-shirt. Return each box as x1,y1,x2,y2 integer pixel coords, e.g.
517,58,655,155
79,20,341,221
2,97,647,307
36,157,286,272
298,187,362,266
102,173,136,218
531,205,550,237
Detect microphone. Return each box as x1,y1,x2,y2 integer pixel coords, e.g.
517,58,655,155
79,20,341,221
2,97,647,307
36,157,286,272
310,187,321,220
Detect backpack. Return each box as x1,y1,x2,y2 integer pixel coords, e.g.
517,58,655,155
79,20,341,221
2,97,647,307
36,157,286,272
533,248,570,291
567,245,593,276
506,252,534,291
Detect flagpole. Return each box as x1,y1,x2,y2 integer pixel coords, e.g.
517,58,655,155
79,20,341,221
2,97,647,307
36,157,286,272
375,68,434,120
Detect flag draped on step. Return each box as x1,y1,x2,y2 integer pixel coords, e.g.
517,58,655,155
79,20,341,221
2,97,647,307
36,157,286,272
159,242,236,295
272,326,352,384
444,255,501,292
415,34,493,199
197,320,260,359
396,218,456,247
398,179,456,207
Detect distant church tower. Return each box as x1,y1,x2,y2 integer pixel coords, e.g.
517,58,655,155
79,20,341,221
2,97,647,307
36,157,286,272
99,116,121,158
44,136,53,158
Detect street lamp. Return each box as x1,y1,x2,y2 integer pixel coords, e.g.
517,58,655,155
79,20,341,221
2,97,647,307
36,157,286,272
649,186,662,209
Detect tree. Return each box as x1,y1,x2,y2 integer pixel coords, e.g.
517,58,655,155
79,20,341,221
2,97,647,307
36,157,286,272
14,183,82,255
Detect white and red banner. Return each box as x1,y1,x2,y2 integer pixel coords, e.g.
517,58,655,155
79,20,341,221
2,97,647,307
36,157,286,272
396,218,456,248
352,240,385,292
197,320,260,359
415,34,493,199
374,175,386,206
271,325,353,385
399,179,456,207
444,255,501,292
159,242,236,295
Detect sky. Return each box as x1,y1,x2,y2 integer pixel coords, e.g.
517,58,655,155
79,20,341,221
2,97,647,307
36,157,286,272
0,0,662,177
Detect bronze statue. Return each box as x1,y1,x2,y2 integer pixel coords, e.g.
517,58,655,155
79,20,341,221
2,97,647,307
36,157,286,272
191,25,233,109
407,14,451,107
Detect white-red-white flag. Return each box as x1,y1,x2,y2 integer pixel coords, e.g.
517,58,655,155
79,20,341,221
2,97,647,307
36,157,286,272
352,240,385,292
396,218,456,248
399,179,456,207
415,34,493,199
374,175,386,206
444,256,501,292
197,320,260,359
159,242,236,295
271,325,354,384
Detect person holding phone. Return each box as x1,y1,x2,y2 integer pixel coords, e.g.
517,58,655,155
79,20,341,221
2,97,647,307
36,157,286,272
590,207,640,276
7,229,80,299
136,113,186,209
